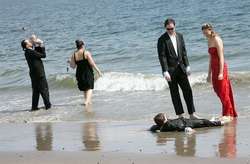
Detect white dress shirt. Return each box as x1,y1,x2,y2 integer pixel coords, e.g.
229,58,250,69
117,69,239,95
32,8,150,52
169,34,178,56
163,33,190,78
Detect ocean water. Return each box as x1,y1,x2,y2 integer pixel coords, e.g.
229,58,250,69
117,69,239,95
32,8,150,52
0,0,250,123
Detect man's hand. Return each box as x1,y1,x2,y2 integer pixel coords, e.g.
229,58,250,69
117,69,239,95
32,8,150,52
164,71,171,82
185,127,195,134
186,66,191,76
207,75,211,83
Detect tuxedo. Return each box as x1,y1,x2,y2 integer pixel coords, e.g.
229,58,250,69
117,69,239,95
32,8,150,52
157,32,195,115
157,32,189,74
24,47,51,110
150,117,222,132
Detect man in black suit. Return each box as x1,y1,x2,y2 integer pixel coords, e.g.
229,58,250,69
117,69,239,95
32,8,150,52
21,39,51,111
157,18,198,118
150,113,224,133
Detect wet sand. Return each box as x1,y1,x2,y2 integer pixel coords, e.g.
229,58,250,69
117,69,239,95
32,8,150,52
0,151,249,164
0,118,250,162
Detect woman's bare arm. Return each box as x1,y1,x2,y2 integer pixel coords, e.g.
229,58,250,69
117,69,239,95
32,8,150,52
215,36,224,80
85,51,102,75
69,53,76,69
207,54,212,82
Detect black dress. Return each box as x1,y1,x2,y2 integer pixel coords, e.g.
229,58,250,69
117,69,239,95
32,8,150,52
74,51,94,91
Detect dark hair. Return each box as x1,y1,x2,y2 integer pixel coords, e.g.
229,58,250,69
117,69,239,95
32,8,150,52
164,18,175,27
154,113,166,126
201,23,217,37
75,40,84,49
21,40,27,51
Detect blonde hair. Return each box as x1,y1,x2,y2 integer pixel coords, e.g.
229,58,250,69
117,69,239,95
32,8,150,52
201,23,217,37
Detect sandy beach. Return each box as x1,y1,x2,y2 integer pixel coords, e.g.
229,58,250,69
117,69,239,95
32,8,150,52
0,151,249,164
0,118,250,163
0,85,249,163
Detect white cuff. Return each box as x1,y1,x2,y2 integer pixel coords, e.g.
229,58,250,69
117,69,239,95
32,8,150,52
186,66,190,72
184,127,194,133
163,71,170,78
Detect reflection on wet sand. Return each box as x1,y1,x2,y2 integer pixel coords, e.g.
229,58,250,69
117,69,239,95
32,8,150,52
35,123,53,151
84,104,93,113
82,122,101,151
218,120,237,158
82,105,100,151
156,132,196,157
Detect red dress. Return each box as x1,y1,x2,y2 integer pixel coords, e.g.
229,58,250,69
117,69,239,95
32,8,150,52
208,47,237,117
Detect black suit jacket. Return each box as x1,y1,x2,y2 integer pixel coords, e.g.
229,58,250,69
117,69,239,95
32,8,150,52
24,47,46,79
150,117,222,132
157,32,189,75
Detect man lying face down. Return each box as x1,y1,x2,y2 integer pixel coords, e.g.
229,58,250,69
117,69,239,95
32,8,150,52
150,113,226,133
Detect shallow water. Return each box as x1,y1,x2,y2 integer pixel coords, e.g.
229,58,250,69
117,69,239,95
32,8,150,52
0,86,249,123
0,0,250,89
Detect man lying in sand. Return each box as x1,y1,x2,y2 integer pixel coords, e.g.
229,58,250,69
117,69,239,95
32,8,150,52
150,113,228,133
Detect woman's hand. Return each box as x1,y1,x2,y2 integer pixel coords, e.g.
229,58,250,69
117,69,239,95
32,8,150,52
206,75,211,83
218,73,223,80
98,71,103,77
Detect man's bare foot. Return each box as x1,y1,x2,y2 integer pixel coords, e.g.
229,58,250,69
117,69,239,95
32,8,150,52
178,114,184,118
190,113,202,119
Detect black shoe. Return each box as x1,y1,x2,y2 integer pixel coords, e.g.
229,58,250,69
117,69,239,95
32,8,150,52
45,104,51,110
30,108,39,112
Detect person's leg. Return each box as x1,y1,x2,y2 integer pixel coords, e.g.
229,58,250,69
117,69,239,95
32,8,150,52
189,119,222,128
32,88,40,110
84,91,87,100
30,77,40,111
202,119,222,127
83,91,87,105
85,89,93,105
218,81,237,118
228,82,237,117
39,77,51,109
177,70,196,116
168,80,184,116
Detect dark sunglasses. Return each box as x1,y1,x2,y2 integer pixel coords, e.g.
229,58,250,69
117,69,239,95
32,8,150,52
167,28,174,31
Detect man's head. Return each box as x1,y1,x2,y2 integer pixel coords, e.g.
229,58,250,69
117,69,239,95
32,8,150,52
164,18,176,35
21,39,32,50
154,113,168,126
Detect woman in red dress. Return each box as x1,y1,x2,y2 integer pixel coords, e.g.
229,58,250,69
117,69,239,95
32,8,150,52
202,23,237,121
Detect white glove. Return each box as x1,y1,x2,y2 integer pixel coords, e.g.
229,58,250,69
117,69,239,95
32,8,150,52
186,66,191,76
184,127,195,134
163,71,171,82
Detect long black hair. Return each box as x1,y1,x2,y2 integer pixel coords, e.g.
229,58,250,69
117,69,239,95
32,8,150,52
75,40,84,50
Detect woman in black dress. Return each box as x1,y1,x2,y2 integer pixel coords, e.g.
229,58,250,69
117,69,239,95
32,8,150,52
69,40,102,105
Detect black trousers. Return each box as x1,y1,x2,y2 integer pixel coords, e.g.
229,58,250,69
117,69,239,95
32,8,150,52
30,75,51,109
167,66,195,115
192,119,222,128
